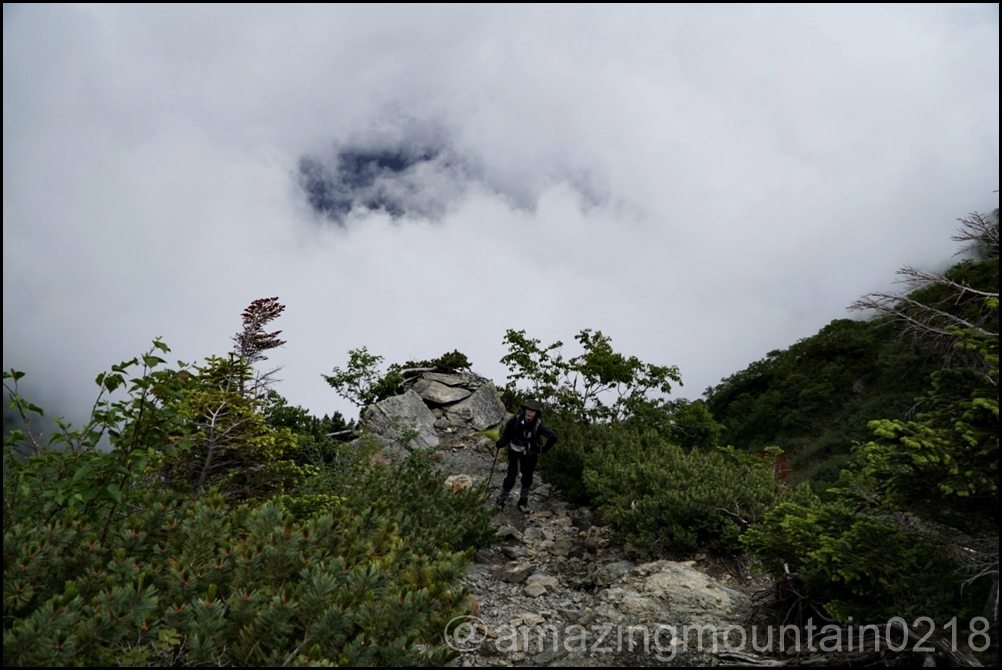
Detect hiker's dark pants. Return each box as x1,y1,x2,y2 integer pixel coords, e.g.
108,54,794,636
502,449,538,500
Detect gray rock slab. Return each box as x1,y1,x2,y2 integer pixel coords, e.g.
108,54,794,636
362,390,440,451
446,382,506,430
413,378,473,404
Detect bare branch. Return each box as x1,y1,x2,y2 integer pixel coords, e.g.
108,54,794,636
849,291,997,339
952,211,999,260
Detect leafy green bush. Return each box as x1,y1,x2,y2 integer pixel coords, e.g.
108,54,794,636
297,443,498,555
581,430,810,554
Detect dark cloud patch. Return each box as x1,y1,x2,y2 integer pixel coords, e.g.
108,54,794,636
298,142,466,223
297,126,612,225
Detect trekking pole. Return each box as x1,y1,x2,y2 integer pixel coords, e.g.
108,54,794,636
486,445,501,492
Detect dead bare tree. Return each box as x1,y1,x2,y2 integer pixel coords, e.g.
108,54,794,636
951,536,1000,622
849,210,999,374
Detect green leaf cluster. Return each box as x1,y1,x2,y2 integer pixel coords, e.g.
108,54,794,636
499,328,683,426
741,501,963,623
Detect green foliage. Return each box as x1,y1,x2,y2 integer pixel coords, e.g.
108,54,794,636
625,398,723,451
323,347,390,409
534,410,797,555
582,430,808,555
852,321,998,535
323,348,474,409
740,207,998,636
742,501,965,623
151,354,315,500
5,332,496,666
500,328,682,425
391,350,472,375
4,341,184,531
4,494,471,666
532,411,600,504
347,451,497,554
704,317,940,477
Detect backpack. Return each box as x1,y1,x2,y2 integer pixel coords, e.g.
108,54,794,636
510,413,542,452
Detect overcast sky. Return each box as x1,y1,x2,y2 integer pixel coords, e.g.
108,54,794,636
4,4,999,426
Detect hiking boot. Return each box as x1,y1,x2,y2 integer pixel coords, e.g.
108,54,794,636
518,499,530,514
495,491,510,509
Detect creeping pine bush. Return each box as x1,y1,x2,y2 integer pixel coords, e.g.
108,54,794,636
3,346,496,667
581,430,810,555
4,494,473,666
531,413,595,504
741,501,968,624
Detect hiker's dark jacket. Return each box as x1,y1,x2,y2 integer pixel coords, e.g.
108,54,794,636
496,412,557,455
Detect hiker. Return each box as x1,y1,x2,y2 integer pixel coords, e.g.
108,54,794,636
495,399,557,513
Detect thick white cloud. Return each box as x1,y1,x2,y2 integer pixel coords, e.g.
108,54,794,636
3,4,998,424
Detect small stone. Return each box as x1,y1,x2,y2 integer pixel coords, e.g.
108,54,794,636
523,527,545,543
524,583,547,597
533,647,567,664
518,613,546,626
526,574,559,588
558,607,584,622
501,546,527,560
496,523,522,540
444,474,474,491
548,540,573,557
500,562,534,583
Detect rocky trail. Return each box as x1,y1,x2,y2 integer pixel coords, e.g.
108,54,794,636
430,426,772,667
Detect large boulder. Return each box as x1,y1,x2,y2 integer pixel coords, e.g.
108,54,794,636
361,390,440,451
443,381,506,430
631,560,750,625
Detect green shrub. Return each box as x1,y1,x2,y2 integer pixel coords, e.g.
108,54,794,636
742,501,970,624
577,428,808,554
300,444,498,555
533,412,601,504
4,493,472,666
3,345,496,666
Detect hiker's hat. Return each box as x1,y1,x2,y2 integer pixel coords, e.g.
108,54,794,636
521,399,543,414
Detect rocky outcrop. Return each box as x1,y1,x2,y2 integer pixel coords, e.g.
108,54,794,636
361,371,507,453
413,377,473,404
